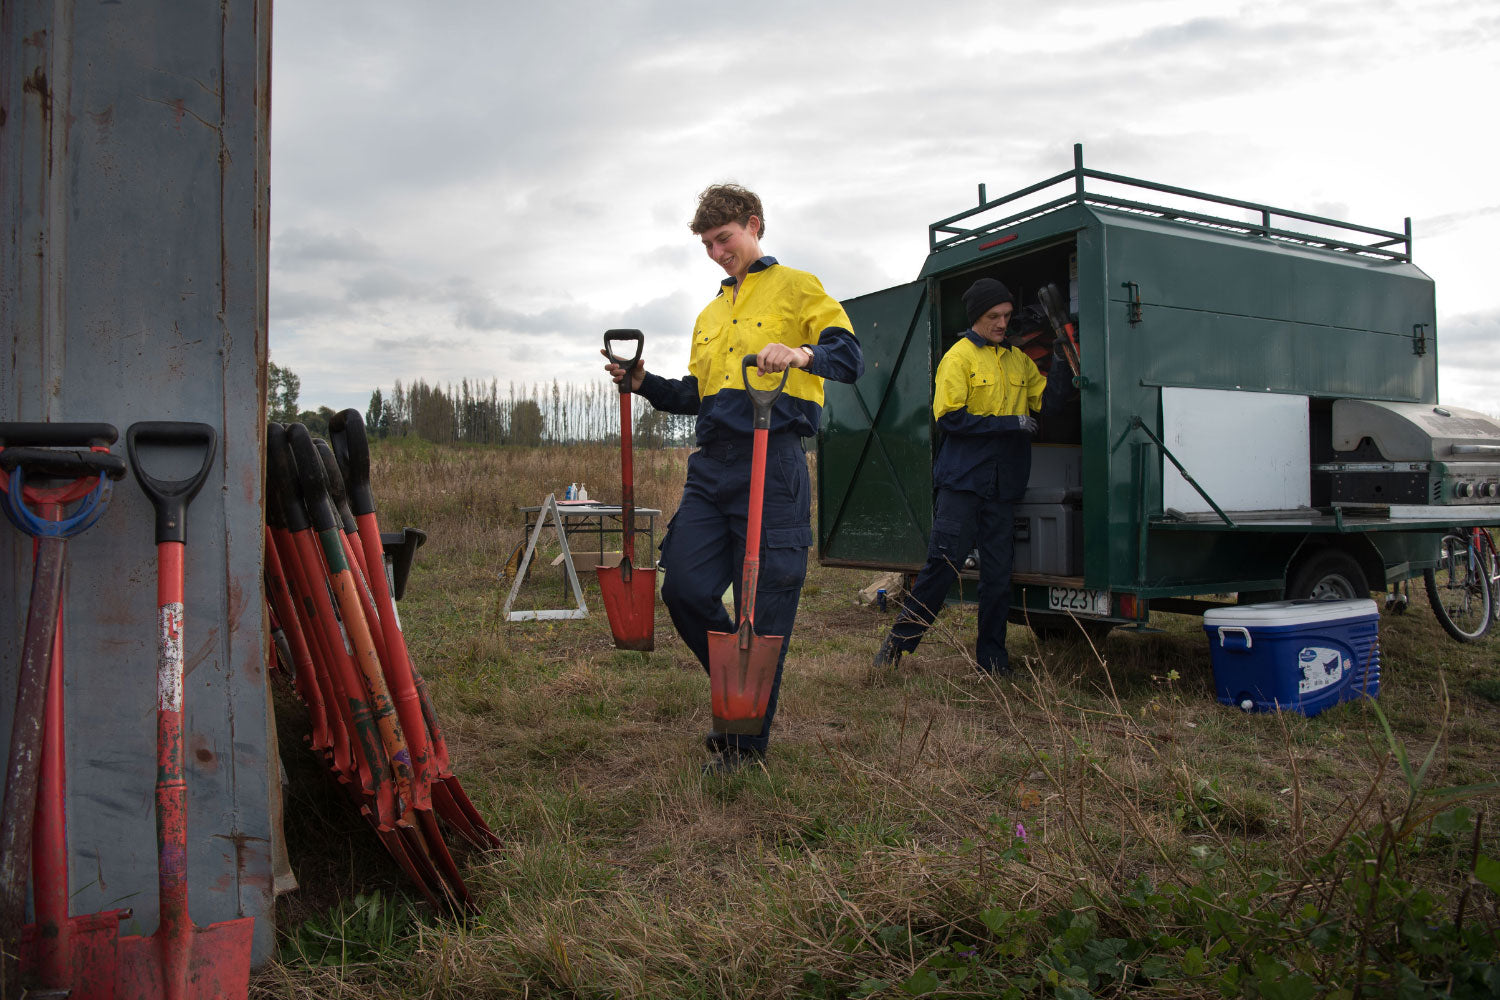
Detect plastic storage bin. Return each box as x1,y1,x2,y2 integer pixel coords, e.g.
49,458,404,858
1202,599,1380,716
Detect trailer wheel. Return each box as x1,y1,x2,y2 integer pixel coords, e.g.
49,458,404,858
1286,549,1369,601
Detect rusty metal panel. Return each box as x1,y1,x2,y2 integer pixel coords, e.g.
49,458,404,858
1,0,276,965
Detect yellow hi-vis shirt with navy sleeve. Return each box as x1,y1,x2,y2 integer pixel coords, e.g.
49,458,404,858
635,257,863,445
930,331,1047,499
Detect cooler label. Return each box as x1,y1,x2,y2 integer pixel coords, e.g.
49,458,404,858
1297,645,1346,695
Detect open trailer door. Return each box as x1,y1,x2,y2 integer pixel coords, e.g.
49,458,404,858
818,279,934,570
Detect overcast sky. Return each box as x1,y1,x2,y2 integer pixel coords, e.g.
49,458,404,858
269,0,1499,419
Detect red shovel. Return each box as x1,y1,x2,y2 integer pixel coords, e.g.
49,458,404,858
1,423,127,1000
118,421,254,1000
705,356,790,735
596,329,656,651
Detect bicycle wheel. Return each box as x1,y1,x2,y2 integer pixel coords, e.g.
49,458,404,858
1483,530,1500,621
1424,531,1493,642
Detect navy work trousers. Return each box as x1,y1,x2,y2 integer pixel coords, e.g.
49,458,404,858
891,487,1016,673
659,435,812,756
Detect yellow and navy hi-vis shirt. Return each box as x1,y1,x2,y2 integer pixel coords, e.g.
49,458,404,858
931,330,1048,499
637,257,863,444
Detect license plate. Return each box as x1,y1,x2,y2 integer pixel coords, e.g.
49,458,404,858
1048,587,1111,616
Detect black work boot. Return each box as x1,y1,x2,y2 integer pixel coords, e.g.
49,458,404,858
873,632,904,668
702,745,763,776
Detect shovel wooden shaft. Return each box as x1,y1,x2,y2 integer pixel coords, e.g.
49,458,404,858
271,525,355,778
315,523,416,817
289,526,385,806
353,510,436,811
263,527,332,750
33,507,74,988
0,535,64,991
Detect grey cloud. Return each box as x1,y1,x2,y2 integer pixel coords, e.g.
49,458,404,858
368,333,480,354
272,227,385,265
454,296,579,334
1417,206,1500,238
269,287,344,323
344,268,433,304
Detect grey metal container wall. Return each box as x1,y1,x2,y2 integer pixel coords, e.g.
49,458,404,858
1,0,278,963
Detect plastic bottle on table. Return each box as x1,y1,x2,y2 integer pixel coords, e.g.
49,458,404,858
578,483,589,502
566,482,577,500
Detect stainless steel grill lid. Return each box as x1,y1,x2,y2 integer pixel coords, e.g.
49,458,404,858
1332,400,1500,463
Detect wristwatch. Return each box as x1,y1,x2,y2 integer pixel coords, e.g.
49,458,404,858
799,345,815,367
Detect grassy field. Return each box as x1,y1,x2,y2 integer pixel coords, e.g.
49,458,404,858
254,439,1500,999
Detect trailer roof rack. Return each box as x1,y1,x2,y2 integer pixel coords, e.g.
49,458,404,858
929,143,1413,263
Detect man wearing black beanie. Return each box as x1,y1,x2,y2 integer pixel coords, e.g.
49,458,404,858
873,276,1049,674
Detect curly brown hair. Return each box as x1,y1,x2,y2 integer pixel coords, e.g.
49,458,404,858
689,183,765,237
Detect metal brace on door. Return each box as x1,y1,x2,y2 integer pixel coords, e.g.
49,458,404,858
1123,282,1142,325
1412,323,1428,356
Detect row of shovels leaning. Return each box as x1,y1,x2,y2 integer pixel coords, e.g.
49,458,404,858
0,413,500,1000
0,328,795,997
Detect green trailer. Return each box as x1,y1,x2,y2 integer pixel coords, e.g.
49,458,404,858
818,145,1500,636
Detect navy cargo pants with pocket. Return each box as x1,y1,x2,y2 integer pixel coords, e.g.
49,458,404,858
659,435,811,756
890,487,1016,673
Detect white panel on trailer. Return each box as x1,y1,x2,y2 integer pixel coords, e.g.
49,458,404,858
1161,388,1310,514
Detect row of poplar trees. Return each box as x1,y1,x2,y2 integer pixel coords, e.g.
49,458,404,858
363,378,695,448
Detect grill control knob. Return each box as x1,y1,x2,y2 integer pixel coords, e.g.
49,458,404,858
1483,482,1499,499
1456,482,1473,498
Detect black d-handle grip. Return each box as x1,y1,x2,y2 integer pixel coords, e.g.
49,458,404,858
740,354,790,430
604,329,645,396
265,423,311,534
328,409,375,516
126,421,217,544
0,422,119,448
315,437,360,534
0,447,126,482
287,423,339,534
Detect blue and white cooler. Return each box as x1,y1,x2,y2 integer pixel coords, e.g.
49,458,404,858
1202,599,1380,716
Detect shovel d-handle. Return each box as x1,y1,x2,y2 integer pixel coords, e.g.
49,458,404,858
317,438,362,538
0,422,118,448
740,354,790,430
603,329,645,396
265,424,313,535
125,421,217,545
1,449,126,539
328,409,376,517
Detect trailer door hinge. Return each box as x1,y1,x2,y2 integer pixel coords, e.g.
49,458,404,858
1123,282,1142,325
1412,323,1428,356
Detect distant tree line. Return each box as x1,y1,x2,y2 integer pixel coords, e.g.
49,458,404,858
268,360,695,447
363,377,695,448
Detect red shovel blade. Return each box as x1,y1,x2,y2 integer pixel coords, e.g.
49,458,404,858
705,621,782,736
596,559,656,651
115,916,253,1000
21,909,129,999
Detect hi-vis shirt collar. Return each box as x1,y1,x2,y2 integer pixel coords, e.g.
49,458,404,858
718,256,779,292
963,328,1003,350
